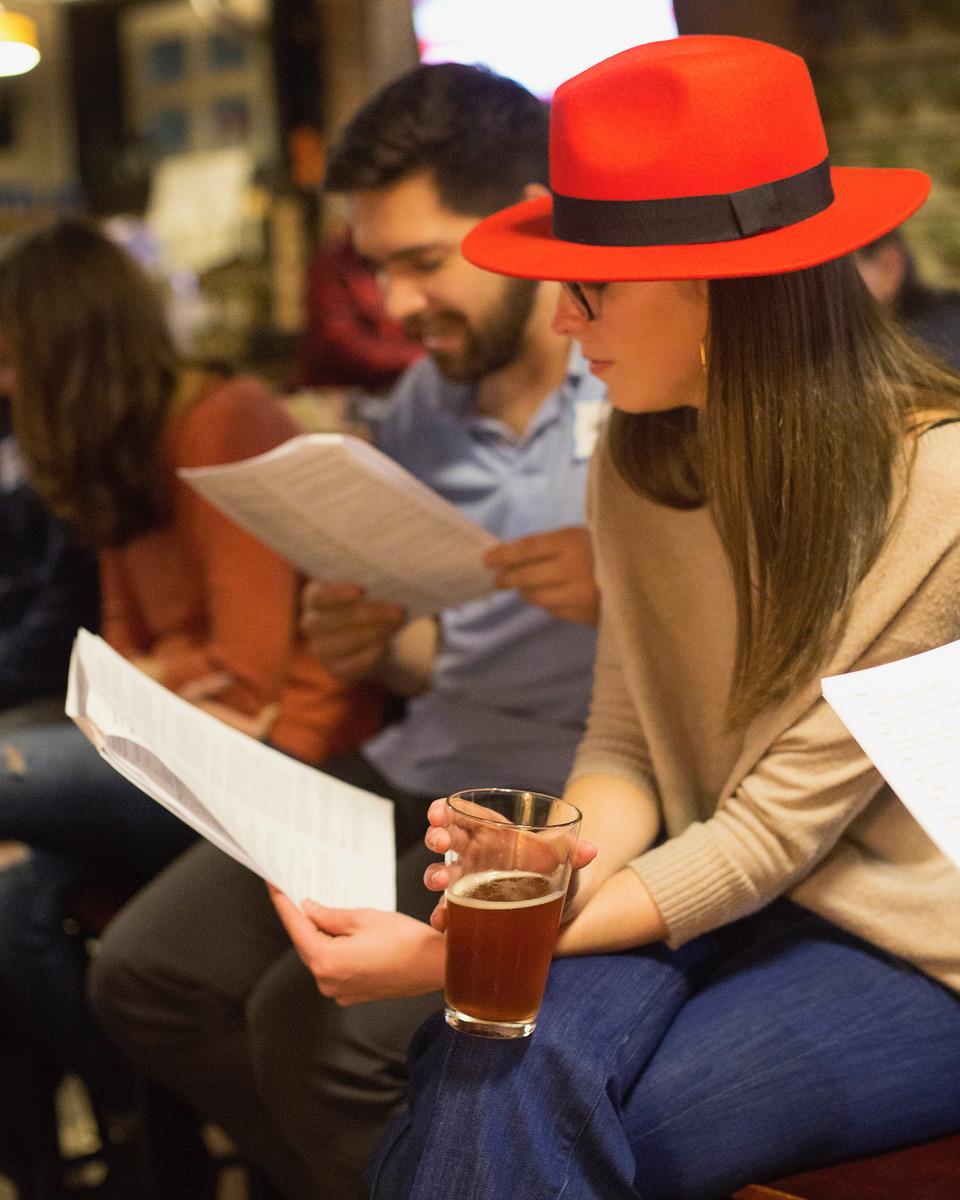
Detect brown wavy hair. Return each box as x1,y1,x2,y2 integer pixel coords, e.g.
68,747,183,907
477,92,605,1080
608,255,960,726
0,218,179,547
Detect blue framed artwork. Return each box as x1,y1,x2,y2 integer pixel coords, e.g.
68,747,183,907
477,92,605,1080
144,107,190,157
207,32,247,71
143,36,187,84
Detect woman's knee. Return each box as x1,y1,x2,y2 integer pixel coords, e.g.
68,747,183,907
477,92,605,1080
513,948,698,1082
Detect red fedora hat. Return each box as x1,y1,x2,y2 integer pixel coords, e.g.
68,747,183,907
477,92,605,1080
463,35,930,281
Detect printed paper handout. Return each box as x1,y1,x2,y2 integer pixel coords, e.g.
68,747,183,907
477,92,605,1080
822,638,960,870
180,434,499,617
67,630,396,910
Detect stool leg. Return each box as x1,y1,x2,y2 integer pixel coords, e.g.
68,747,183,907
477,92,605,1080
133,1080,218,1200
0,1021,63,1199
244,1163,290,1200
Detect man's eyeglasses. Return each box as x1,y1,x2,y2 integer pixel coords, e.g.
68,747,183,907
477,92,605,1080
562,281,602,321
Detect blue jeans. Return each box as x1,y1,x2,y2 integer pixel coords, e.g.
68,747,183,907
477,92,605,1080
0,721,196,1110
369,901,960,1200
0,721,195,870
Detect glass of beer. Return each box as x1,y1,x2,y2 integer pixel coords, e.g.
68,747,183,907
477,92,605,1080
443,788,581,1039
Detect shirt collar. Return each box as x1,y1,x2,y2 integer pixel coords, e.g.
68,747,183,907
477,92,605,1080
443,341,603,436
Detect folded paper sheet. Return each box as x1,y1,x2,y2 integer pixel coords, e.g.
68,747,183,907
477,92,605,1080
822,638,960,870
180,434,499,617
67,630,396,909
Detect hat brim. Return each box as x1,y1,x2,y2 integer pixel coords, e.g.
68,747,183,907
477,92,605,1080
462,168,930,281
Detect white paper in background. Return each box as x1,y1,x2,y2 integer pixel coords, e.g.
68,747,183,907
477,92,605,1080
147,147,259,274
821,638,960,869
67,630,396,910
180,433,499,617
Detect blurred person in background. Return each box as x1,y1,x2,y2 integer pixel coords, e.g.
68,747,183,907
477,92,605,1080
288,123,421,397
855,227,960,369
293,228,423,392
0,392,99,730
0,218,382,1193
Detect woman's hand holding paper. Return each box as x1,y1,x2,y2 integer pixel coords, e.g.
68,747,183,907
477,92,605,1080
269,885,444,1005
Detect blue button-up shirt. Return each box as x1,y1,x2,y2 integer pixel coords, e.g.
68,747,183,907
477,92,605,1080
363,347,606,797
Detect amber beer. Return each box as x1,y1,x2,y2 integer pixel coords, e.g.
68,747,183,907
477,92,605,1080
445,869,566,1030
443,788,580,1037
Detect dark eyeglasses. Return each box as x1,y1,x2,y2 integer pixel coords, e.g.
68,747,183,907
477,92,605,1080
562,281,601,321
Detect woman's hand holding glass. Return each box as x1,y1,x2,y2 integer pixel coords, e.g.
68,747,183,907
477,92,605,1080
423,797,598,933
424,774,669,956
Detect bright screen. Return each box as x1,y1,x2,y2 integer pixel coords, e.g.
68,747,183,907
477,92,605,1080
412,0,677,98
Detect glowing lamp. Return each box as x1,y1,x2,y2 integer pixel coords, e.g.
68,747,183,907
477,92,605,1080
0,9,39,78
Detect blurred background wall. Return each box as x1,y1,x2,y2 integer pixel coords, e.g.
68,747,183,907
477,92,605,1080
0,0,953,382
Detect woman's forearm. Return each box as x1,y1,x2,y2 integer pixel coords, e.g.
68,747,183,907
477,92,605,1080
562,772,661,918
555,866,668,956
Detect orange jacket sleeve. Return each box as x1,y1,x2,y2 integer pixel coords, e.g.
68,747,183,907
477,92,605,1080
158,377,304,715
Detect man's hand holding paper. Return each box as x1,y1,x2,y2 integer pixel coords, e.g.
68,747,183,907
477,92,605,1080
300,580,407,683
486,526,599,626
178,434,501,618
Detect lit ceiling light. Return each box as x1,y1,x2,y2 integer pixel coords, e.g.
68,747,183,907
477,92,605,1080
0,8,39,77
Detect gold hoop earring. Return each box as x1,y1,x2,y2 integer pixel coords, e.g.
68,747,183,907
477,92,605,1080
699,340,707,372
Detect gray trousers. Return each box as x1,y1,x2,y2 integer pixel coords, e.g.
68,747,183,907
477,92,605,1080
87,756,441,1200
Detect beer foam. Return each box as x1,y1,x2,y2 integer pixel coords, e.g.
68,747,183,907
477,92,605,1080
447,870,562,909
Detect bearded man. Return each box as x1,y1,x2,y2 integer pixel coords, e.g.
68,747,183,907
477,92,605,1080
90,63,606,1200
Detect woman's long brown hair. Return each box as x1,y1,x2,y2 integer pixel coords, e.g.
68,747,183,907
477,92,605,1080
0,218,179,547
608,255,960,727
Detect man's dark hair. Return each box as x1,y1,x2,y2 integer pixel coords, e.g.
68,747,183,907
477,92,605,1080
325,63,549,216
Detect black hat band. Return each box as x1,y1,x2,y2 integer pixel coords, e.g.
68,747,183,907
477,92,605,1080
552,157,834,247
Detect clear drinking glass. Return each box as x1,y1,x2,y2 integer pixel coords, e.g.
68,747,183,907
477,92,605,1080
442,788,582,1039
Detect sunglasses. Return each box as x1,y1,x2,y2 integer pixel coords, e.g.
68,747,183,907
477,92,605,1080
561,281,603,321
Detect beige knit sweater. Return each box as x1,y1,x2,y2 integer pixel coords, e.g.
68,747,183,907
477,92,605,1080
570,422,960,992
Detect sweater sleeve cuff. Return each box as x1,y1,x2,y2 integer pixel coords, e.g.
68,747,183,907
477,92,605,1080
628,822,760,948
